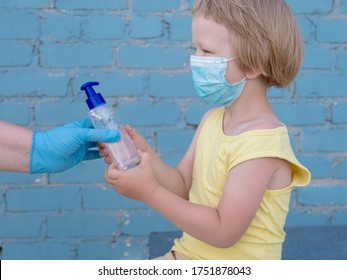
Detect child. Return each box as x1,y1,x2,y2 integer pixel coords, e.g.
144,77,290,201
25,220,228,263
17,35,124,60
102,0,311,260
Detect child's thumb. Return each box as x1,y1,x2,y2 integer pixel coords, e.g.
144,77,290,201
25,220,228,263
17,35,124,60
138,150,149,165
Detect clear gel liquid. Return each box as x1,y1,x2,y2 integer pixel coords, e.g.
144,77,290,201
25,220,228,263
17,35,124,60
90,105,140,170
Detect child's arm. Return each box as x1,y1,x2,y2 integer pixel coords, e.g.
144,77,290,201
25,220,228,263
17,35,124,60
125,125,195,199
105,153,287,248
102,110,213,199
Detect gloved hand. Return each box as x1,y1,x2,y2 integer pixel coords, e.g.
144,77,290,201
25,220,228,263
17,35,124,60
30,118,120,174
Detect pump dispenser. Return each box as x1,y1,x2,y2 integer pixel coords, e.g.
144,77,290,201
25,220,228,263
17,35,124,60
80,81,140,170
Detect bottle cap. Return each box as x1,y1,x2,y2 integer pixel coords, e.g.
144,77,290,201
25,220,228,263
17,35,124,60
80,81,106,110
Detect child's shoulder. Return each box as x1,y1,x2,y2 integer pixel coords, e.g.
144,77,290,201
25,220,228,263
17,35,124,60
193,107,224,137
226,112,284,137
201,107,224,120
241,117,283,132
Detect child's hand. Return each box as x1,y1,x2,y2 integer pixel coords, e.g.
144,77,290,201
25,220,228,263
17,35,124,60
124,125,151,153
98,142,113,164
104,150,160,203
98,125,152,165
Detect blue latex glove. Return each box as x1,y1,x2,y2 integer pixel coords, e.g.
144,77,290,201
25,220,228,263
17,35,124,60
30,118,120,174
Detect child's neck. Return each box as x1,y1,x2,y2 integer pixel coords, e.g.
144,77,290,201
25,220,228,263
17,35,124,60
223,79,279,135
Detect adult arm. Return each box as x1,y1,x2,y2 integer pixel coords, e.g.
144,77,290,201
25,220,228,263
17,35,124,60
0,119,120,174
0,120,32,172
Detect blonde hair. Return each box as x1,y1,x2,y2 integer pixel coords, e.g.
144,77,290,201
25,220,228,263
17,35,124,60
192,0,304,88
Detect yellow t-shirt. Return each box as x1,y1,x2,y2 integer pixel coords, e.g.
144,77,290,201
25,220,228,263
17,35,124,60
172,107,311,259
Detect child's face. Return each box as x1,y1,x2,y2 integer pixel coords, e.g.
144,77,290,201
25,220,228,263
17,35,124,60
192,16,245,84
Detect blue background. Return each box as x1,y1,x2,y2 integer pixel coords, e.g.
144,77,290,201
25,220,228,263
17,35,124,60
0,0,346,259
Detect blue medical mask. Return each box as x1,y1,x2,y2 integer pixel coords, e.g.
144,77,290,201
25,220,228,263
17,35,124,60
190,55,246,107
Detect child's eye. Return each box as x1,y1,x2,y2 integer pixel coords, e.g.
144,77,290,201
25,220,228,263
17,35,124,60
202,49,212,54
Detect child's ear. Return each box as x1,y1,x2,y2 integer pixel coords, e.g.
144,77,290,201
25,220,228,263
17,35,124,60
245,69,262,80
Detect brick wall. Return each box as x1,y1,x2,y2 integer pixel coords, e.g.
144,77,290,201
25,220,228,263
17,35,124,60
0,0,346,259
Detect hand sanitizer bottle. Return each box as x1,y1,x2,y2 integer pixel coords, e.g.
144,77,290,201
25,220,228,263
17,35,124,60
80,81,140,169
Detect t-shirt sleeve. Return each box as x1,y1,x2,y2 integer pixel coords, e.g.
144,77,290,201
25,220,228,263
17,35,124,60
224,131,311,187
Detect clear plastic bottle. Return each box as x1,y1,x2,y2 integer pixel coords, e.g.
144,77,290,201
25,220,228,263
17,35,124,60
80,81,140,170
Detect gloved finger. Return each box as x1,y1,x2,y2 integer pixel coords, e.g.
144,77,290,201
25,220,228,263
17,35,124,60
86,129,121,143
88,141,98,148
79,118,94,128
83,150,102,161
64,118,93,129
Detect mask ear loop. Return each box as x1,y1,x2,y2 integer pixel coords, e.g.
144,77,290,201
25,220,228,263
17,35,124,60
226,57,237,62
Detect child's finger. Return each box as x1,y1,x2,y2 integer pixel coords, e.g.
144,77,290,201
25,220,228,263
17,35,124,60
124,125,138,140
98,146,109,157
105,162,120,179
103,155,113,165
138,150,150,166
